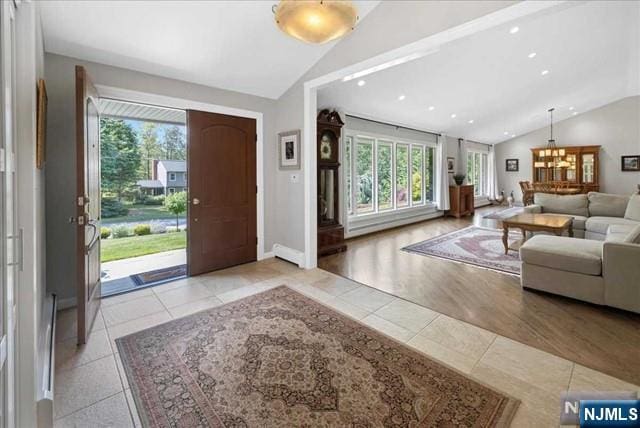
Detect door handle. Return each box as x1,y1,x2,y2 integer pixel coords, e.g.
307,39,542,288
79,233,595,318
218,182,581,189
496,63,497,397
192,198,200,205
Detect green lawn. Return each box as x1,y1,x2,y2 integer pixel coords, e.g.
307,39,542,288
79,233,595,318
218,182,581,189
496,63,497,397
101,231,186,262
102,204,185,225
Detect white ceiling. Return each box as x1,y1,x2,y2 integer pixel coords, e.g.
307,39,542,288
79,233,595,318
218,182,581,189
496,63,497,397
319,1,640,144
100,98,186,125
39,1,379,99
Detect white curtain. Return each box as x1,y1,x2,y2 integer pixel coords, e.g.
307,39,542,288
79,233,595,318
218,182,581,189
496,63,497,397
487,145,499,200
458,138,468,177
435,134,450,210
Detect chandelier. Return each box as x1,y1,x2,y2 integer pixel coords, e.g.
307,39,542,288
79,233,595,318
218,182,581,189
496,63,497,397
535,108,570,168
273,0,358,44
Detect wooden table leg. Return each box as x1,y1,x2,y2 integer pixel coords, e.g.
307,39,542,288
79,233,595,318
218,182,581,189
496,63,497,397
502,225,509,254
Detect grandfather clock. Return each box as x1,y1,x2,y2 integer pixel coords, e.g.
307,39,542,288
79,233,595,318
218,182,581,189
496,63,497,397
317,109,347,256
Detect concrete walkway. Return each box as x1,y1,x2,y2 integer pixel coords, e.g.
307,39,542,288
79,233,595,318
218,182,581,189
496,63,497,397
101,249,186,281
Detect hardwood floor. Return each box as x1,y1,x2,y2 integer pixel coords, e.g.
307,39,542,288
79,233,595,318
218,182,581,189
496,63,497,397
319,206,640,385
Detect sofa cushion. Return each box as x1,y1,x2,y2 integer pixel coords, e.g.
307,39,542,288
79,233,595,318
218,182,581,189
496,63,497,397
624,194,640,221
571,215,587,231
520,235,602,276
588,192,630,218
586,216,640,235
624,224,640,244
534,193,589,216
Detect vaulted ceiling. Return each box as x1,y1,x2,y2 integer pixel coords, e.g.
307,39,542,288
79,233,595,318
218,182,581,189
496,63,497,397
39,1,379,99
318,1,640,144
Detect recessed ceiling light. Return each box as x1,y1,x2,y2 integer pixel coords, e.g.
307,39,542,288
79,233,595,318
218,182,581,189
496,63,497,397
504,131,509,135
510,26,519,34
511,134,516,138
569,106,574,110
541,70,549,75
398,95,406,101
428,106,435,111
468,119,474,124
357,80,366,87
572,112,578,115
528,52,537,58
450,113,457,118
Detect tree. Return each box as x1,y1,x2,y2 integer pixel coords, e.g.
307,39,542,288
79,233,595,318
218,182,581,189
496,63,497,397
165,191,187,230
101,118,141,201
161,125,186,160
139,123,161,179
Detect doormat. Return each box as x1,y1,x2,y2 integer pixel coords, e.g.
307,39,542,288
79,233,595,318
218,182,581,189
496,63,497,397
131,264,187,286
117,286,519,427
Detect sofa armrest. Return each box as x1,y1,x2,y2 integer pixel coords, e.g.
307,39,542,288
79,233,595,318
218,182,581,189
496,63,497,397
602,242,640,313
523,204,542,214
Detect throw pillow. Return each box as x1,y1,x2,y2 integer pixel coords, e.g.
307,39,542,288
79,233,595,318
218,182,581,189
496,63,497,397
624,194,640,222
624,224,640,244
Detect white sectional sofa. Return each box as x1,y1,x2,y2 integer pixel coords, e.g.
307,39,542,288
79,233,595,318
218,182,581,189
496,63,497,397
519,192,640,313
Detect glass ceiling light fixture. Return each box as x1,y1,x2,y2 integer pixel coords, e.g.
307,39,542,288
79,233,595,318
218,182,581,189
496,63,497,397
273,0,358,44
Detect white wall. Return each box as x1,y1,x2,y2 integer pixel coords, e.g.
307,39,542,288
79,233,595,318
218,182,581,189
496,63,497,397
495,96,640,201
44,53,278,303
275,1,515,252
14,3,46,426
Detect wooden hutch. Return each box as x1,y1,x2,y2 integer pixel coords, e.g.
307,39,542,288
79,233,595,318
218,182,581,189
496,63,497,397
530,145,600,193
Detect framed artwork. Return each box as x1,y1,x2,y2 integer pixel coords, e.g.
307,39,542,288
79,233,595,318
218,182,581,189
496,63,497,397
447,157,455,173
278,129,301,170
621,155,640,172
506,159,519,172
36,79,48,169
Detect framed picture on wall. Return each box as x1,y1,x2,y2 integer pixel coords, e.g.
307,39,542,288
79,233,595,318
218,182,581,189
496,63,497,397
506,159,519,172
447,157,455,173
278,129,301,170
621,155,640,171
36,79,48,169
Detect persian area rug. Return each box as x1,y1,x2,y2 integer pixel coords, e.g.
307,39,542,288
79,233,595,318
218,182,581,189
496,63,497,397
402,226,522,275
117,286,519,427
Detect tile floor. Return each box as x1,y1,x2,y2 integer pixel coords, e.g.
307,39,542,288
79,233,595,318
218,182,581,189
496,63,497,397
54,258,639,427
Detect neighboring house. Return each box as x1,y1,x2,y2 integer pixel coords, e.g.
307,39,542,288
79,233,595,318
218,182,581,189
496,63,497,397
137,160,187,195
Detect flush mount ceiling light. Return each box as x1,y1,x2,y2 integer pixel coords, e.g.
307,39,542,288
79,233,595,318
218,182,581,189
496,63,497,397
273,0,358,44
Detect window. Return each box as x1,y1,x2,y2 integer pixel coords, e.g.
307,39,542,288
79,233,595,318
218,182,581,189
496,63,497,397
168,187,176,194
345,136,353,215
345,132,436,218
467,151,489,197
411,145,424,204
396,144,409,207
169,172,176,181
183,172,187,184
377,142,393,210
355,137,374,213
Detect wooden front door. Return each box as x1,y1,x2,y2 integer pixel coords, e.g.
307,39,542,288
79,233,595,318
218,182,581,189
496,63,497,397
187,110,256,275
75,66,101,345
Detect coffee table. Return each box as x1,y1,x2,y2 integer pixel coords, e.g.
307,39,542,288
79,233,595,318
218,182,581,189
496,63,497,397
501,213,573,254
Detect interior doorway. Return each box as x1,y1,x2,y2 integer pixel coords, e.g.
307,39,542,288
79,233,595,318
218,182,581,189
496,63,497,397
98,98,189,297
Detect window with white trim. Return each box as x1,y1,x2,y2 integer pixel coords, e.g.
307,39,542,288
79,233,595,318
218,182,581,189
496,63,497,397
169,172,176,181
345,132,436,218
467,151,489,197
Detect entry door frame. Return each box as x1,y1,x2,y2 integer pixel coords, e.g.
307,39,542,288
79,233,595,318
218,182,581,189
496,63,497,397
94,85,268,261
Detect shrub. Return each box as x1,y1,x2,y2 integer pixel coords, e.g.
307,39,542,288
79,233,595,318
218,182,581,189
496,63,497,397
101,197,128,218
133,224,151,236
100,227,111,239
112,225,130,238
150,222,166,234
142,195,165,206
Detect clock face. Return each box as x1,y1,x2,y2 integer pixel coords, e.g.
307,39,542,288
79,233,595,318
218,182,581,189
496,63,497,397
320,133,332,160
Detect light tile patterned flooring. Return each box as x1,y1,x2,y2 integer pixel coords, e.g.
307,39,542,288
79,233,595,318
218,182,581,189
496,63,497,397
54,258,639,427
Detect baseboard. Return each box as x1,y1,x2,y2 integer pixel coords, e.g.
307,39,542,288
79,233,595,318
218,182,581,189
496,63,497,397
272,244,305,268
259,251,275,260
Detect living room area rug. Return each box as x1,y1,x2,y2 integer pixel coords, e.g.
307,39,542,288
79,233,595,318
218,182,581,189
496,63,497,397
117,286,519,427
402,226,522,275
